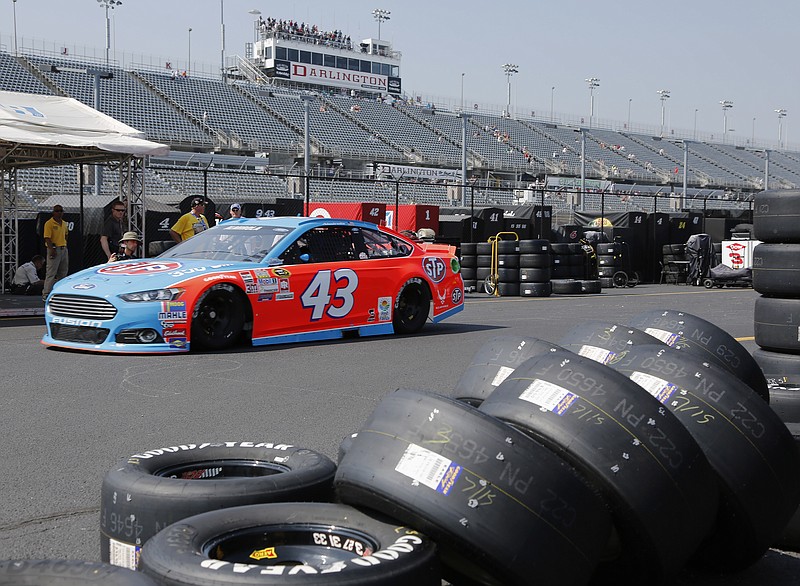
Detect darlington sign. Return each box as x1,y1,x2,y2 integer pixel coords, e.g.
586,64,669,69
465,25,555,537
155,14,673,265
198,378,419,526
376,163,461,182
275,60,394,92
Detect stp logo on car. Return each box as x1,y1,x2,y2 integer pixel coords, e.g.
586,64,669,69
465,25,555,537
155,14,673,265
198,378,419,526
97,261,182,275
422,257,446,283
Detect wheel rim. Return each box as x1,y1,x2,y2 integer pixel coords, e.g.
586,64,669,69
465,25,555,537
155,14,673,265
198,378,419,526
154,459,290,480
203,524,380,567
193,287,243,348
396,288,424,327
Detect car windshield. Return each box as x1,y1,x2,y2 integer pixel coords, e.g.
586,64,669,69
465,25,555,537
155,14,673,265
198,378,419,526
158,224,292,263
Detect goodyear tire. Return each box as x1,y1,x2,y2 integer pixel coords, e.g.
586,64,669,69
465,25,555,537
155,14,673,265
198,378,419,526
335,389,612,586
551,243,571,254
476,266,491,280
476,254,492,267
100,442,336,569
580,279,601,294
755,296,800,353
519,267,550,282
519,253,550,268
753,243,800,298
496,281,520,296
497,267,519,282
599,276,615,288
560,321,667,360
191,283,246,350
480,346,718,584
459,267,476,281
571,342,800,569
753,347,800,390
393,279,430,335
0,560,155,585
451,335,559,406
139,503,441,586
338,432,358,465
519,239,550,254
628,309,770,401
476,242,493,255
459,254,477,268
460,242,478,255
753,189,800,243
496,254,519,268
520,281,552,297
551,279,582,294
497,240,519,254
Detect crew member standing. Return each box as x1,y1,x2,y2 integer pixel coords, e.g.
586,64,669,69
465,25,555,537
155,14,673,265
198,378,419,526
100,202,126,259
170,197,209,242
42,205,70,300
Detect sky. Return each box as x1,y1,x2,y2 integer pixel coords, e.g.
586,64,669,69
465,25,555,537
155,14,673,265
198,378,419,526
2,0,797,146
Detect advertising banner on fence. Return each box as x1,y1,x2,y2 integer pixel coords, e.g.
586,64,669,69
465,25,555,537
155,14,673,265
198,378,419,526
376,163,461,182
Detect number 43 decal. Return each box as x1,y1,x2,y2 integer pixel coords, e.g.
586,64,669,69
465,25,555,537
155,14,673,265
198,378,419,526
301,269,359,321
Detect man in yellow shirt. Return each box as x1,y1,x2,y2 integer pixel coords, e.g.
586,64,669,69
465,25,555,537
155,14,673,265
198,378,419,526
170,197,209,242
42,204,69,300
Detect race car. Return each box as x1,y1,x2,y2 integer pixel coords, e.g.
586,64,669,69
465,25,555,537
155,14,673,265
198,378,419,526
42,217,464,354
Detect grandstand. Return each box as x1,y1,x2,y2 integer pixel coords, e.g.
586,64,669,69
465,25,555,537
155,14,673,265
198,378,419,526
2,21,796,216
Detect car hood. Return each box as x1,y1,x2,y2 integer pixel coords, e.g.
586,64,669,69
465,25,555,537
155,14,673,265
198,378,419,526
53,258,253,295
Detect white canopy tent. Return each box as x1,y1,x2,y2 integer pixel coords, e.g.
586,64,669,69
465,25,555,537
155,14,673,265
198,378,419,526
0,90,169,290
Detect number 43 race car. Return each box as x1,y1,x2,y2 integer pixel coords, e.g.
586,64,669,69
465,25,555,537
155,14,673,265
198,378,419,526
42,217,464,354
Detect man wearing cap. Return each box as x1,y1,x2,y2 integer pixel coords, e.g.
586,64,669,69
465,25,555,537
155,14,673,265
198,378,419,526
109,231,141,262
222,203,243,222
170,198,209,242
42,204,69,300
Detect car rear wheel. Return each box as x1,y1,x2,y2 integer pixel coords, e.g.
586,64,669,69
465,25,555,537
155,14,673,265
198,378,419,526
191,283,245,350
393,280,430,335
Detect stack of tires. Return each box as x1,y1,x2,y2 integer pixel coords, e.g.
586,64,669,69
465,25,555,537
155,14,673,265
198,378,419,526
518,239,552,297
492,239,521,296
597,242,623,288
752,190,800,427
459,243,478,292
551,242,598,294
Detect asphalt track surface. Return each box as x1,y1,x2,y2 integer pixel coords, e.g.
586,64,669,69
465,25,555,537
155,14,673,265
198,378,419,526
1,284,798,584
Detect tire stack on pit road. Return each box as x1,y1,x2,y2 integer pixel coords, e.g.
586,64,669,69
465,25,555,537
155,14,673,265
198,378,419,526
518,239,552,297
752,190,800,424
459,242,478,292
550,242,585,295
493,239,521,297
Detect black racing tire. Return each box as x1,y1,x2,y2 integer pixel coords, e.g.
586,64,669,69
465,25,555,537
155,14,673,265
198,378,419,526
753,347,800,390
459,254,477,268
496,239,519,254
551,242,571,254
147,240,178,257
559,321,667,362
518,239,550,254
703,278,715,289
597,254,620,267
567,242,584,254
599,276,615,288
580,279,602,294
100,442,336,569
139,503,441,586
753,189,800,243
551,265,571,279
459,267,476,281
480,347,718,584
551,279,582,294
753,243,800,298
628,309,770,402
461,279,478,292
596,242,620,255
393,279,431,335
476,266,491,280
496,254,519,268
519,253,551,268
451,335,558,406
460,242,478,255
520,281,552,297
519,267,550,282
338,432,358,465
476,242,493,255
476,254,492,267
575,342,800,570
626,271,640,287
755,296,800,354
497,267,519,282
598,266,616,277
334,389,612,586
191,283,246,350
0,560,155,585
496,281,520,296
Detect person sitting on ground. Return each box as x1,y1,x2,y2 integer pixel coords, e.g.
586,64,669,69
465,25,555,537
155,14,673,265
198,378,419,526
109,232,141,262
12,255,45,295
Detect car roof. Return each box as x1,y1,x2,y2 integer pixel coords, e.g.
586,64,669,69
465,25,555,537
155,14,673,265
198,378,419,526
229,216,383,231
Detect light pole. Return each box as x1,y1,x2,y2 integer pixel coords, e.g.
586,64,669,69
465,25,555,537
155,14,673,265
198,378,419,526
12,0,18,56
751,117,756,145
657,89,670,137
96,0,122,67
585,77,600,128
298,93,315,215
720,100,733,144
460,73,465,111
187,27,192,76
248,8,261,42
693,108,698,139
220,0,225,81
372,9,391,39
627,98,632,129
502,63,519,118
550,86,555,122
776,108,787,149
